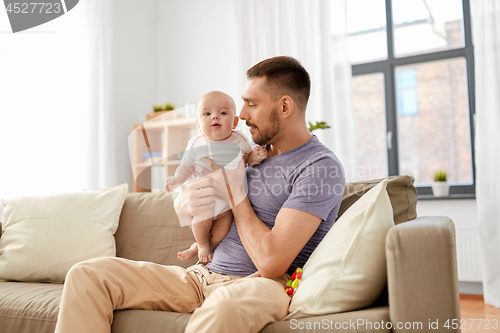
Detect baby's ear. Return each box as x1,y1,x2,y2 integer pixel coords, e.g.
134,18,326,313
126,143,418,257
233,116,239,129
196,118,202,132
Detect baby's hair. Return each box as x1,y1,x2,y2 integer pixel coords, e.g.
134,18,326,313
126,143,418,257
197,91,236,116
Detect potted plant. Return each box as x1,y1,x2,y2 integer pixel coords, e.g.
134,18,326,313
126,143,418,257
431,170,450,197
308,121,330,132
146,102,179,121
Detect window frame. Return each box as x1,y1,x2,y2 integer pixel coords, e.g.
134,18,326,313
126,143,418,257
351,0,476,198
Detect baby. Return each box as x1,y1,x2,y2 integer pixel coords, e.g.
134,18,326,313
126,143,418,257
166,91,267,263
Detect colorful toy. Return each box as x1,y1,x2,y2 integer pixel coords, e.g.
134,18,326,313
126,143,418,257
285,267,303,296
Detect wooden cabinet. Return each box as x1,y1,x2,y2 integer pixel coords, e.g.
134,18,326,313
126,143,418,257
130,117,198,192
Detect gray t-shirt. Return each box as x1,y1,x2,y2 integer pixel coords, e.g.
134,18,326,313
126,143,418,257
206,136,345,276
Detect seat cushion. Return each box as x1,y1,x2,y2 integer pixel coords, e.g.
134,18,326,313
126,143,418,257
0,282,62,333
112,310,191,333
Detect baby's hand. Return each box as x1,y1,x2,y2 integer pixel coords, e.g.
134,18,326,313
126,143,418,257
254,145,268,162
165,176,177,191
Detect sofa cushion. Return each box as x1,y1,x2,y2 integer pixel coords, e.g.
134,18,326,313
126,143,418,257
287,179,394,319
0,184,128,282
115,192,197,268
112,310,191,333
338,175,417,224
0,282,62,333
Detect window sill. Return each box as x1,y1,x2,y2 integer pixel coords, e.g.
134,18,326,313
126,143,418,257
417,193,476,200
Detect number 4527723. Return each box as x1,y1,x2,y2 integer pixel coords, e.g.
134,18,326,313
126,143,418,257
444,319,499,330
6,3,62,14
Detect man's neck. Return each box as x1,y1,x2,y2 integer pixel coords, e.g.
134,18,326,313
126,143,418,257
267,128,313,158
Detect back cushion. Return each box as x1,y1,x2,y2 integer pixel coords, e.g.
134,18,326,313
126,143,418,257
115,192,197,268
338,175,417,224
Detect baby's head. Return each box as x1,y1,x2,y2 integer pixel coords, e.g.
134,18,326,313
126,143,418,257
196,91,239,141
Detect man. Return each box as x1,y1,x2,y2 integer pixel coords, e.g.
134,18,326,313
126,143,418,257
54,56,345,333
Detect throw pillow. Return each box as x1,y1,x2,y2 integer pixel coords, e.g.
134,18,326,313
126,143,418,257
338,175,417,224
0,184,128,283
287,179,394,319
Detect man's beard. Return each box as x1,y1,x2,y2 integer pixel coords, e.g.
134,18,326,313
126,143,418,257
249,107,281,146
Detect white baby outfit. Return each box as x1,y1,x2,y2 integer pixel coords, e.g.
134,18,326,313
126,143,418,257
179,130,252,221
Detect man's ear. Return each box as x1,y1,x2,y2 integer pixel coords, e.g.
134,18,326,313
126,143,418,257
280,96,294,119
233,116,239,129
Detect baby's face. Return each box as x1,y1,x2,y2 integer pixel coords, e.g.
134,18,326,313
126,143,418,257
197,94,238,141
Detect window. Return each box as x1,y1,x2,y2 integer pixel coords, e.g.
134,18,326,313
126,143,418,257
348,0,475,197
396,69,418,116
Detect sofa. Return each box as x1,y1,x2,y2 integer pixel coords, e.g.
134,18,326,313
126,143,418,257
0,176,461,333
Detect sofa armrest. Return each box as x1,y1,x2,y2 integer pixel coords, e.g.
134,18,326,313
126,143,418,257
386,216,461,333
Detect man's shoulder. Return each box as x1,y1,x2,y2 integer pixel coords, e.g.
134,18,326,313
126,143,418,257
287,139,345,184
291,138,342,167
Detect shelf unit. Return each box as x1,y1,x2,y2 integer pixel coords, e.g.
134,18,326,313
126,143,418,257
130,117,198,192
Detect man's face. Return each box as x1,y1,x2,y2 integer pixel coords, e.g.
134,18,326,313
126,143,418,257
240,77,281,146
196,94,238,141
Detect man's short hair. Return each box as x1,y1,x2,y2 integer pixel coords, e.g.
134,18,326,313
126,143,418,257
246,56,311,112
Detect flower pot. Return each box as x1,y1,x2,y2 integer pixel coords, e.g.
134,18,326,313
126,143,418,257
432,181,450,197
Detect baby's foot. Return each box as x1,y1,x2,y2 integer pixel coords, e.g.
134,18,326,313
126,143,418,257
177,242,198,261
197,243,212,263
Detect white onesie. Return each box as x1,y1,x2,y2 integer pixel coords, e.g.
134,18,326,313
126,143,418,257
178,130,252,221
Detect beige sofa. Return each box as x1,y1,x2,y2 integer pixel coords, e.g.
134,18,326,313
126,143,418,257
0,176,461,333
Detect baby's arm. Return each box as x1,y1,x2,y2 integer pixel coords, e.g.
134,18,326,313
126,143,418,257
165,164,195,191
246,146,268,166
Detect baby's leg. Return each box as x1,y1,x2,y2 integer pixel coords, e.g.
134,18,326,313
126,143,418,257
177,218,213,263
209,210,233,249
177,211,233,262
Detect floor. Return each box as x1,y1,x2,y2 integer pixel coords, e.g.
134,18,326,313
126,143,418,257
460,294,500,333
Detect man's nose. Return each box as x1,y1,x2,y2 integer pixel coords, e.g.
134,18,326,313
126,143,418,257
213,113,219,119
239,107,248,120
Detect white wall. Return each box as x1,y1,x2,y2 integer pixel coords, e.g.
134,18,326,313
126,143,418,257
109,0,159,188
417,199,477,229
109,0,242,189
157,0,242,110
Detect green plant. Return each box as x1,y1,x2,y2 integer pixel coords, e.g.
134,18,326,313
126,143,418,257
164,103,175,111
308,121,330,132
434,170,448,182
153,102,176,112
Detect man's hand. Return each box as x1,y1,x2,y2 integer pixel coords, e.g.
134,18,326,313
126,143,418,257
198,157,247,208
173,177,216,221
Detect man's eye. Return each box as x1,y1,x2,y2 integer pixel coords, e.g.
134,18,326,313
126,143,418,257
221,111,227,115
204,112,210,116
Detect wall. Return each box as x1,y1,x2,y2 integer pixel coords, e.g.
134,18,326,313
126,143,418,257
109,0,159,188
157,0,242,110
418,199,482,293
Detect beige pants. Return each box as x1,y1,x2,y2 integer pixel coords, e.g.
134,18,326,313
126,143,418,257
54,257,291,333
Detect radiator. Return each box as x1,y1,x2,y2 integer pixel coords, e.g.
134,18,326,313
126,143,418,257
455,229,482,282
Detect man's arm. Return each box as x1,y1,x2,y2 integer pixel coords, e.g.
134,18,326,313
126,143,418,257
203,158,326,278
232,198,321,278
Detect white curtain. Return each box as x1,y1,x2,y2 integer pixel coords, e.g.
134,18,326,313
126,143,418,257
83,0,118,190
0,0,116,203
234,0,356,172
471,0,500,308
